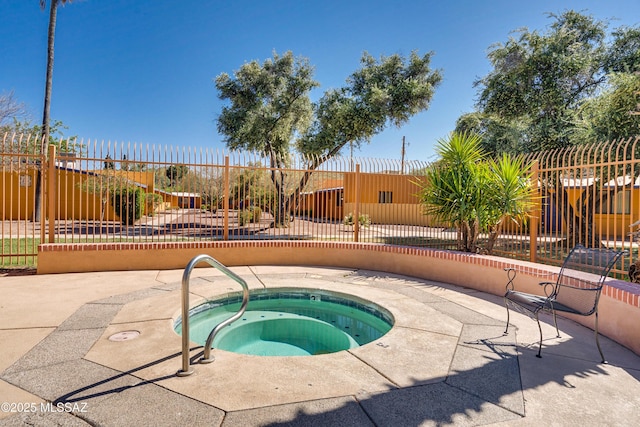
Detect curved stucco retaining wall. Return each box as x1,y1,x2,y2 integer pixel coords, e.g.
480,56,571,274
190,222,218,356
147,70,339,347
38,240,640,356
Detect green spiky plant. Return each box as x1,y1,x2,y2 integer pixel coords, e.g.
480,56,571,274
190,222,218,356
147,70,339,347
417,132,535,254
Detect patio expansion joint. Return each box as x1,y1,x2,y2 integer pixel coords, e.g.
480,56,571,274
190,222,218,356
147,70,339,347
0,283,207,424
374,285,525,417
355,379,524,425
443,323,525,417
0,271,532,426
248,266,268,288
0,325,57,332
109,317,173,326
346,350,404,390
395,323,460,339
351,283,527,420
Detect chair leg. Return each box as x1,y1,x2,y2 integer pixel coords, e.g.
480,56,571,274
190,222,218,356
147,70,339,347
552,310,560,338
535,311,543,358
594,312,606,364
504,300,511,335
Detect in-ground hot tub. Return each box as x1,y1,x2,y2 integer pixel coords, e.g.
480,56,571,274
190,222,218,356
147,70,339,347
175,288,394,356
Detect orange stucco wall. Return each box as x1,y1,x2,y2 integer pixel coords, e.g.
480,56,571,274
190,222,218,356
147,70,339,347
338,173,435,225
1,169,38,220
54,168,116,220
343,202,437,226
343,172,426,204
1,168,158,221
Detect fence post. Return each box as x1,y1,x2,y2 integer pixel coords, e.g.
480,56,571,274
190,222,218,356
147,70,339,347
47,144,56,243
223,156,230,241
529,160,539,263
354,163,360,243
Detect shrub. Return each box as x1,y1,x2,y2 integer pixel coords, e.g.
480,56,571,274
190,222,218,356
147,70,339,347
343,212,371,227
416,132,534,254
238,209,252,226
145,193,164,216
202,192,219,212
112,186,144,225
359,213,371,227
250,206,262,223
238,206,263,226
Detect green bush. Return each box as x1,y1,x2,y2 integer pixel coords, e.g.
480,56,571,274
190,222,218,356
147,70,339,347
250,206,262,223
343,212,371,227
145,193,164,216
112,186,145,225
238,209,252,226
202,192,219,212
238,206,263,226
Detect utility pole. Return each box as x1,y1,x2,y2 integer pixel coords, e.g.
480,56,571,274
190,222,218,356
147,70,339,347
400,136,406,174
350,141,354,172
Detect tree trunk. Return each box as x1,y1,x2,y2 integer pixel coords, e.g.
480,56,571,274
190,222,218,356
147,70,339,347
273,187,290,227
458,221,466,251
485,221,503,255
468,219,479,253
576,184,602,248
34,1,58,222
557,182,601,248
459,220,479,252
268,153,290,227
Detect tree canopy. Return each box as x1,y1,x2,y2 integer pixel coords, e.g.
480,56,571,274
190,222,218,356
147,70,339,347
216,50,442,162
0,91,27,127
298,51,443,162
166,164,190,187
457,10,640,155
1,118,75,154
574,72,640,142
216,50,442,225
216,51,318,160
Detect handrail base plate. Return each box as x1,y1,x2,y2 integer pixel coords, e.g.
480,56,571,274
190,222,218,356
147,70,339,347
176,369,194,377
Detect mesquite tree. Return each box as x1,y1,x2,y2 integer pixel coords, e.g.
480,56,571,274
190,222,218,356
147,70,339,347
216,50,442,226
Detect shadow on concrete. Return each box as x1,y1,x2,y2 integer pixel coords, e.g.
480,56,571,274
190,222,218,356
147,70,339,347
0,268,37,276
258,343,612,426
48,337,621,427
53,347,206,405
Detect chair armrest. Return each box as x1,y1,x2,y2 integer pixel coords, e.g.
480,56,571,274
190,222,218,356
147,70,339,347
505,268,517,291
538,281,557,298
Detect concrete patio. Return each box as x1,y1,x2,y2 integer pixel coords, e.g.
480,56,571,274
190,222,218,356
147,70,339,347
1,265,639,426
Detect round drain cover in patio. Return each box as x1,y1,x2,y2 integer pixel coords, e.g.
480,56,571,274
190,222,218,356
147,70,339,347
108,330,140,341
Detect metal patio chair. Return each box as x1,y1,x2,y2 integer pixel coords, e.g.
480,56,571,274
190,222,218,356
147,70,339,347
504,244,625,362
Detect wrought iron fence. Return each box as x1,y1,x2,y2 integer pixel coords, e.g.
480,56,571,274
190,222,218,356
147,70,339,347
1,133,440,266
2,132,639,277
1,133,45,267
524,137,640,276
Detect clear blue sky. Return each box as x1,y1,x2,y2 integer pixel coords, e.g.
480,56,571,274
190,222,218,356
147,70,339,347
1,0,639,162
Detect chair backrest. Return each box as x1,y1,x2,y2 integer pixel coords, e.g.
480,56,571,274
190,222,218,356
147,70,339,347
554,244,625,315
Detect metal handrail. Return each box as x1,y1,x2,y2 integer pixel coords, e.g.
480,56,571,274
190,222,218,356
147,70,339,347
177,254,249,377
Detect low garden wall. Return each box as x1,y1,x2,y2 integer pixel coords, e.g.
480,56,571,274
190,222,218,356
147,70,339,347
38,240,640,356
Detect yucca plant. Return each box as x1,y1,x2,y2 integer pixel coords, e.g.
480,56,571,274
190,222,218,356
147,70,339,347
417,132,534,254
418,132,486,252
483,153,536,253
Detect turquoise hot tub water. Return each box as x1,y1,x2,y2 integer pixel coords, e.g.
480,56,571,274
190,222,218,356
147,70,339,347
175,288,394,356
